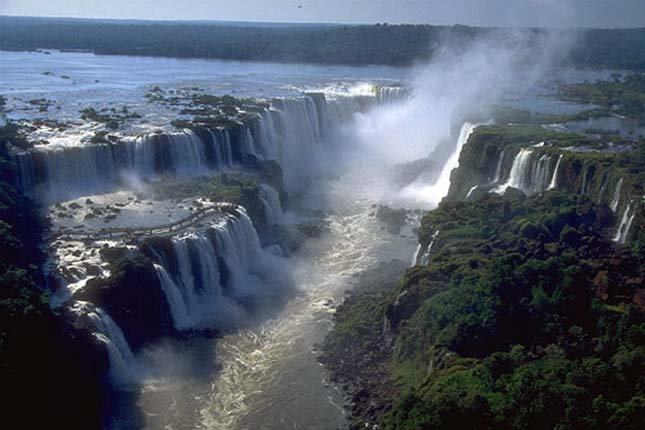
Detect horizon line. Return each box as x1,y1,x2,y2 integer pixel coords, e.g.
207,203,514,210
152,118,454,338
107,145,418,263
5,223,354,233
2,13,644,31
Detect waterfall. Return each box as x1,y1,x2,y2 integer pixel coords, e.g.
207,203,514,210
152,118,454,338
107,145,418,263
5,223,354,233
548,154,563,190
414,122,478,204
412,230,440,266
14,92,390,198
466,185,478,198
70,301,137,383
531,154,553,194
610,178,623,212
493,150,505,183
15,130,212,197
411,244,422,266
150,208,266,330
613,204,635,244
494,148,534,194
418,231,440,265
258,183,283,225
375,86,408,104
494,149,563,195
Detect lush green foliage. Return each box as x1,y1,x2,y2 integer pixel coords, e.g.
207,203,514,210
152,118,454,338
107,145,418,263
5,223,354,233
324,190,644,430
385,193,645,429
559,73,645,121
1,16,645,69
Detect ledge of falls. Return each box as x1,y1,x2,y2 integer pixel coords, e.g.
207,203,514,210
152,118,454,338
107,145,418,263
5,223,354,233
28,85,406,386
443,124,643,245
11,89,402,200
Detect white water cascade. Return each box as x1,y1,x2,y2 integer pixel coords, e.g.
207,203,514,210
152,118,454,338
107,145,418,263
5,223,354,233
16,131,212,197
406,122,478,206
258,183,284,225
548,154,563,190
610,178,624,212
493,150,506,183
416,230,440,266
411,244,422,266
70,301,137,383
613,204,635,244
466,185,479,198
532,154,553,193
152,208,267,330
495,149,562,195
495,148,534,194
14,92,394,198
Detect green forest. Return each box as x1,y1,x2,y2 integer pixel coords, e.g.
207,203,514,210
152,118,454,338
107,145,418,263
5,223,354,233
0,16,645,69
322,189,645,430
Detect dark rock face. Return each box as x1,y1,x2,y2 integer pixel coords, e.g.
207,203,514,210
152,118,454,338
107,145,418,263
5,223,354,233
390,157,438,187
375,205,409,234
78,253,174,350
320,260,408,430
141,237,177,274
5,310,110,430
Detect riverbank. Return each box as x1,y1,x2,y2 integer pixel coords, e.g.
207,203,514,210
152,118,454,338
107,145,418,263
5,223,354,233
321,189,644,430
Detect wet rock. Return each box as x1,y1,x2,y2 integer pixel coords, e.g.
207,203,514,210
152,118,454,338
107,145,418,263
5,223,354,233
78,252,174,350
375,205,409,234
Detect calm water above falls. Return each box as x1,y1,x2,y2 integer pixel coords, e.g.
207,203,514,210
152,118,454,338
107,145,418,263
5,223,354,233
0,49,406,124
0,49,615,125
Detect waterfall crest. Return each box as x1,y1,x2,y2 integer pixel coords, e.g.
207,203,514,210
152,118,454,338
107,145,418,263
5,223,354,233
151,208,272,330
70,301,137,384
15,93,389,198
258,183,283,225
613,204,635,244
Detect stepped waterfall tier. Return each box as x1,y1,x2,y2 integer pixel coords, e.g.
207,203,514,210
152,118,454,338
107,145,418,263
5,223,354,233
12,91,397,198
16,82,407,400
148,207,277,330
494,147,558,195
1,37,643,430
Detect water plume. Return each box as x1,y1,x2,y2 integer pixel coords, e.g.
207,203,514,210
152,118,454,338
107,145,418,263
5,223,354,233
336,27,576,207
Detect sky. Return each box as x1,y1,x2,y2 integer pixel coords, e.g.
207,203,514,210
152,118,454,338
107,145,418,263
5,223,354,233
0,0,644,28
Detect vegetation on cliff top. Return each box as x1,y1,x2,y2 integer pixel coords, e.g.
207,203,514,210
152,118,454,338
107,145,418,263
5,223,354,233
323,191,644,430
447,123,644,204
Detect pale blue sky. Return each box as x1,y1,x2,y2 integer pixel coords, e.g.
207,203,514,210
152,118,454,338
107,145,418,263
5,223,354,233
0,0,644,28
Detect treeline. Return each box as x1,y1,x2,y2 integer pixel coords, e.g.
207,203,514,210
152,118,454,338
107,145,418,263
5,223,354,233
0,16,644,69
322,190,645,430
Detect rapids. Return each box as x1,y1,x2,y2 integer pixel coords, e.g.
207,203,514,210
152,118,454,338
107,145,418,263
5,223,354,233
113,170,419,430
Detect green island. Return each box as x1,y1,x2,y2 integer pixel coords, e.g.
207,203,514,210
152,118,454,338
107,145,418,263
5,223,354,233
557,74,645,122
